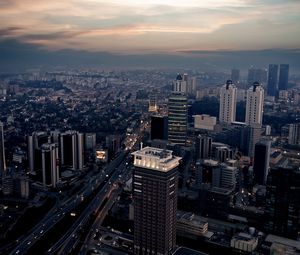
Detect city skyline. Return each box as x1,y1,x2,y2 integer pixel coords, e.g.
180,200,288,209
0,0,300,54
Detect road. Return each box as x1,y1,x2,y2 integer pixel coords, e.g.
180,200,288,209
10,152,126,255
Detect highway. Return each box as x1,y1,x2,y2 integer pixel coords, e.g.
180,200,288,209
10,152,127,255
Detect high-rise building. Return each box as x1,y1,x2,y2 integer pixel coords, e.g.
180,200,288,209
219,80,237,124
85,133,96,151
195,135,212,160
267,64,278,97
247,68,268,86
265,167,300,239
168,93,188,145
245,82,264,127
231,69,240,84
173,74,187,93
278,64,289,91
213,160,238,190
288,123,300,145
132,147,181,255
149,90,158,113
253,140,271,185
41,143,59,187
151,115,168,140
27,131,48,173
0,122,6,174
60,131,84,170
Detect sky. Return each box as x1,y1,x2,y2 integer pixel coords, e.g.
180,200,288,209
1,0,300,54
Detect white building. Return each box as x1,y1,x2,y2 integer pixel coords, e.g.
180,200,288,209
194,114,216,131
231,232,258,252
173,74,187,93
245,82,264,127
219,80,237,124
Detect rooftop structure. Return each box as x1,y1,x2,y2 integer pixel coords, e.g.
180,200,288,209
132,146,181,172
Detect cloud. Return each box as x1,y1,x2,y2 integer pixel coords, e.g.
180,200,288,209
0,0,299,52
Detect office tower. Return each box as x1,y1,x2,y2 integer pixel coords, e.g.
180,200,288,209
85,133,96,151
196,159,219,187
267,64,278,97
248,126,262,158
265,167,300,239
151,115,168,140
27,131,48,173
253,140,271,185
173,73,187,93
0,122,6,174
60,131,84,170
213,160,238,190
220,160,238,190
278,64,289,91
245,82,264,127
132,147,181,255
41,143,59,187
149,91,158,112
213,144,233,163
187,76,197,96
77,133,84,170
231,69,240,84
168,93,188,145
219,80,237,124
247,68,268,85
195,135,212,160
288,123,300,145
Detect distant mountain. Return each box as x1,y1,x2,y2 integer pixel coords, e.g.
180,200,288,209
0,39,299,73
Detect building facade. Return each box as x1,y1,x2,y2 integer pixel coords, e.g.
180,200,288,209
132,147,181,255
219,80,237,124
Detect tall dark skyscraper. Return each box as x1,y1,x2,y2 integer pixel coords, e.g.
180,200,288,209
41,143,60,187
0,122,6,174
195,135,212,160
132,147,181,255
265,167,300,239
168,92,188,145
253,140,271,185
278,64,289,90
151,115,168,140
267,64,278,97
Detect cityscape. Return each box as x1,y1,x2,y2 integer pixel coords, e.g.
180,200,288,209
0,1,300,255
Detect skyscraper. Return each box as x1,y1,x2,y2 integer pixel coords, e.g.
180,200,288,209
168,93,188,145
231,69,240,84
247,68,268,86
60,131,84,170
219,80,237,124
151,115,168,140
265,167,300,239
195,135,212,160
278,64,289,91
0,122,6,174
267,64,278,97
253,140,271,185
149,90,158,113
173,73,187,93
41,143,59,187
245,82,264,127
132,147,181,255
288,123,300,145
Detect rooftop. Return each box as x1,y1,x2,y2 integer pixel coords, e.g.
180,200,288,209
173,247,208,255
132,146,181,172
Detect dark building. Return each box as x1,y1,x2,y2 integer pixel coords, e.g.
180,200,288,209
267,64,278,97
231,69,240,84
168,93,188,145
278,64,289,90
151,115,168,140
0,122,6,175
132,147,181,255
41,143,59,187
265,167,300,239
195,135,212,160
253,140,271,185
